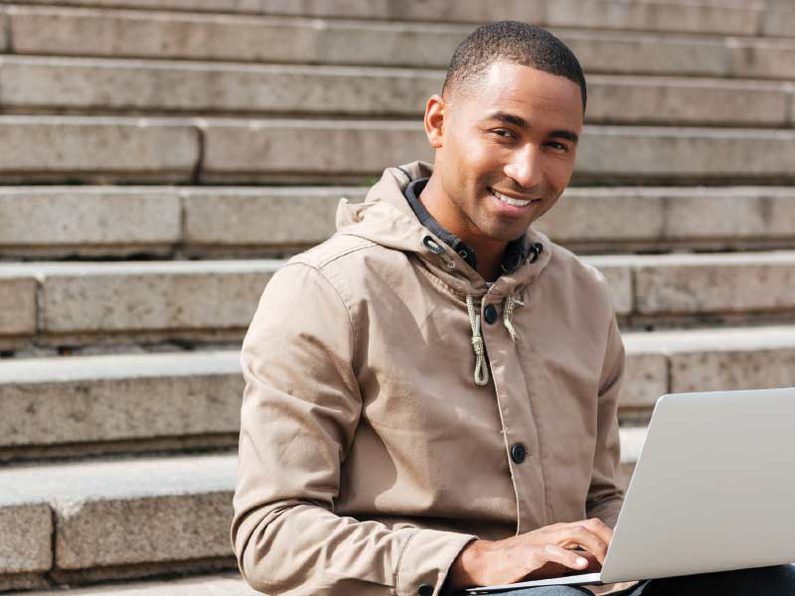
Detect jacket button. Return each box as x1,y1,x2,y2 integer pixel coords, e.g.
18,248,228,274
511,443,527,464
483,304,498,325
418,584,434,596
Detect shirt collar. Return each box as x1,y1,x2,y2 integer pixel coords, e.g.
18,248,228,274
403,177,529,275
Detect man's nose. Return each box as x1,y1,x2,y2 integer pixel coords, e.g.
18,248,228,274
504,145,543,189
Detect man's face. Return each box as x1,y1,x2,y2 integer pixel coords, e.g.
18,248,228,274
425,61,584,246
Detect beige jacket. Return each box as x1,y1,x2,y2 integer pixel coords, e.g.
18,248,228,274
232,161,626,596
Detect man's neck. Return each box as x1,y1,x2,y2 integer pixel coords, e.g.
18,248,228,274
419,176,508,282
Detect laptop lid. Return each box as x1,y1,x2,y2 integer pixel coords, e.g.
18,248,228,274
601,386,795,583
467,387,795,593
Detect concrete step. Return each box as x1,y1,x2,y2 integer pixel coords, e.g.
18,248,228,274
2,186,794,260
21,573,257,595
5,6,795,79
0,433,647,589
0,350,243,461
621,325,795,422
1,253,794,350
0,185,791,259
0,325,792,460
0,259,280,351
1,56,793,128
2,0,782,37
0,115,198,184
124,121,795,185
0,453,237,591
2,116,795,184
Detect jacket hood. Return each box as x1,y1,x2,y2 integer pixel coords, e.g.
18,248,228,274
335,161,553,296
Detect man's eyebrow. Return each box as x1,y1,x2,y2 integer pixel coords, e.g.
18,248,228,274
550,129,580,144
487,111,580,144
488,111,528,129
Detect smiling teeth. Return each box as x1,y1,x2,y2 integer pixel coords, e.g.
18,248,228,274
492,189,532,207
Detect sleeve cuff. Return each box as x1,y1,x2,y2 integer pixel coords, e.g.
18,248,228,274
395,529,476,596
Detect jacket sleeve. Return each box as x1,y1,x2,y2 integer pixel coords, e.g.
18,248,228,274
585,313,626,528
231,262,473,596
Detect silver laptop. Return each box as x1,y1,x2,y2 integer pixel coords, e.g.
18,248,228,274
467,387,795,593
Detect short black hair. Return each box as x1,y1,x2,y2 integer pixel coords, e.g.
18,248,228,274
442,21,587,112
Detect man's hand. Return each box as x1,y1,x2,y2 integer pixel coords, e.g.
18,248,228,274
445,518,613,592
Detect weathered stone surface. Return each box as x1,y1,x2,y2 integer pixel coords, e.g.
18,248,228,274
629,252,795,315
3,56,791,128
0,187,180,251
9,6,793,79
558,29,730,77
762,5,795,37
5,252,792,342
200,120,432,181
0,9,8,52
23,572,259,595
621,351,668,411
7,0,765,35
11,7,786,79
539,187,795,250
1,117,793,185
0,116,197,183
730,38,795,81
31,261,278,334
203,121,795,183
7,7,467,67
545,0,761,35
624,325,795,399
576,127,795,183
0,351,241,448
8,0,261,12
183,187,361,247
1,185,793,258
585,76,789,126
263,0,546,22
57,492,232,569
0,57,441,116
671,347,795,394
0,275,37,337
0,499,52,574
3,326,791,452
0,454,236,570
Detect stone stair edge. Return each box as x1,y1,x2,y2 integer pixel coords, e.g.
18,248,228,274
0,435,644,583
19,572,257,596
1,53,794,85
0,326,792,454
1,252,795,347
2,183,795,254
2,250,795,274
0,0,779,37
2,5,795,82
2,117,795,185
0,56,792,127
0,4,791,43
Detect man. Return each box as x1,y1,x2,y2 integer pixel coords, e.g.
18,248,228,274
232,21,795,596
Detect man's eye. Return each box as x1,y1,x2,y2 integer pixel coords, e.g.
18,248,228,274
546,141,569,152
491,128,515,139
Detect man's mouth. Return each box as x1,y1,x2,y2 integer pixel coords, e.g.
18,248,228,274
488,188,539,207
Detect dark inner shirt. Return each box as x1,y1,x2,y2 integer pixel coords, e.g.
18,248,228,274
403,177,529,275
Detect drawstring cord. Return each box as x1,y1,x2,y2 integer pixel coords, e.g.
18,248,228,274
425,233,536,385
503,294,524,343
465,293,525,386
465,295,489,386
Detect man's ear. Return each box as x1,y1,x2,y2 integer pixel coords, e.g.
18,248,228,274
423,94,446,149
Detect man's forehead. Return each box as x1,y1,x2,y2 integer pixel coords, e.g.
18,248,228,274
459,61,584,127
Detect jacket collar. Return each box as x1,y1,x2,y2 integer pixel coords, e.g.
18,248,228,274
335,161,553,298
